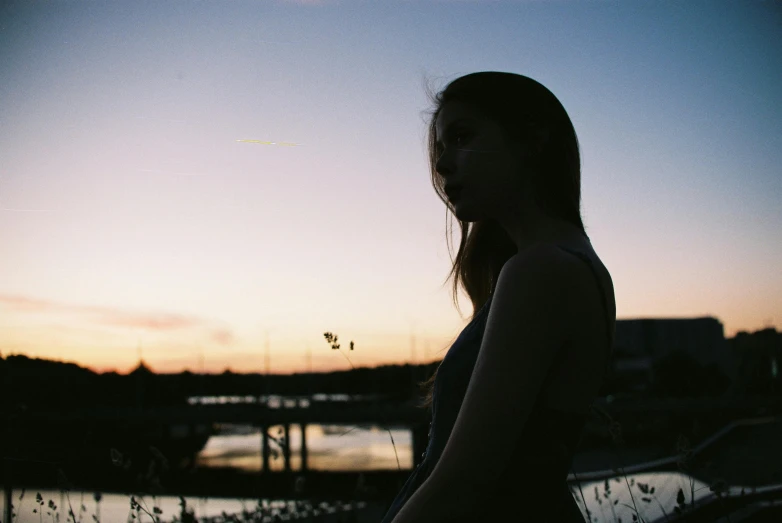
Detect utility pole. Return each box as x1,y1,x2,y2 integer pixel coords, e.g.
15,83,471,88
305,341,313,400
135,337,144,410
3,468,12,523
411,328,417,364
198,346,205,399
264,330,271,399
410,323,418,392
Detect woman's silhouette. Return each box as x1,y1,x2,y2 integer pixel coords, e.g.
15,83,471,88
382,72,616,522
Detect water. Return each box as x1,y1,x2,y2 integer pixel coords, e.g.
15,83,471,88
570,471,712,523
1,395,411,521
190,395,415,472
8,395,765,521
196,423,413,472
2,472,733,523
0,489,380,523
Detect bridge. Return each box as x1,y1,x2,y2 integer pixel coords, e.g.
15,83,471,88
9,398,434,474
8,394,779,476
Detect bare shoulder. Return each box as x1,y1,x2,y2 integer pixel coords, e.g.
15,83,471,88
500,242,584,288
498,242,608,333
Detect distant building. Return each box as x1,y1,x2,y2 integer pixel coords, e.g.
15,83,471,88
610,353,655,392
727,328,782,395
610,317,736,392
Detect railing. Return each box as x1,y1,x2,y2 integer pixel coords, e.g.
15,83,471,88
10,394,779,426
568,414,780,482
9,401,430,426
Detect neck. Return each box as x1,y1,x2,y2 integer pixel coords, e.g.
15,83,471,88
499,210,585,255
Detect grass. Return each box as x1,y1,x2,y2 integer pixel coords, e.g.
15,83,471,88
5,488,365,522
0,331,761,523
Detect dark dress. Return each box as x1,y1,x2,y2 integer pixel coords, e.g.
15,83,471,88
380,243,614,522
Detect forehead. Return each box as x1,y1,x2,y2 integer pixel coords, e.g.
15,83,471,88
435,100,484,136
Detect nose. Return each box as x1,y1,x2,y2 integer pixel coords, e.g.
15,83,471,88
435,150,454,178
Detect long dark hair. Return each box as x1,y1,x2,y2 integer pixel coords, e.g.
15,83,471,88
416,71,588,411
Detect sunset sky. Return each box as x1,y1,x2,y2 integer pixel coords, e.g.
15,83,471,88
1,0,780,375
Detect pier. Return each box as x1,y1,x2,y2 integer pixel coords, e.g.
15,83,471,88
9,398,434,473
7,394,779,476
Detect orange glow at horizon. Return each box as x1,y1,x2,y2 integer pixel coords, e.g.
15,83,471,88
1,290,777,377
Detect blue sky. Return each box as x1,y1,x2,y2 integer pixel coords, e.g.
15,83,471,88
1,0,780,373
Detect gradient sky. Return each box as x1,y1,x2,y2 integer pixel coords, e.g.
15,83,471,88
1,0,780,375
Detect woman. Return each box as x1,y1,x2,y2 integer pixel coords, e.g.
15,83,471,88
381,72,616,522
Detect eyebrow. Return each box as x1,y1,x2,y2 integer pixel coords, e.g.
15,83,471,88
436,117,475,145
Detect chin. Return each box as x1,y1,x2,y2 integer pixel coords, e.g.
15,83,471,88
451,202,485,222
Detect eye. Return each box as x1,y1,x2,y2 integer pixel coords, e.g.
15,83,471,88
436,129,471,152
453,130,470,147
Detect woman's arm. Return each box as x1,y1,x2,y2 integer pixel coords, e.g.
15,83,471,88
392,245,579,522
389,470,472,523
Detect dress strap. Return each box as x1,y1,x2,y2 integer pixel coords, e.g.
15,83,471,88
554,245,614,373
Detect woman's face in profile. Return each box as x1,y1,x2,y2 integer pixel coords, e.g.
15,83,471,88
434,100,530,222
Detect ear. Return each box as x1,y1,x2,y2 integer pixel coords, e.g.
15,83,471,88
508,125,550,159
529,125,551,153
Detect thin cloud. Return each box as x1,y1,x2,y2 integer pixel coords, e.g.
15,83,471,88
211,328,236,346
0,293,217,333
1,203,55,212
0,294,59,312
100,311,203,331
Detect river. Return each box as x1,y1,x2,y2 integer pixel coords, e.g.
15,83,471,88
190,394,414,471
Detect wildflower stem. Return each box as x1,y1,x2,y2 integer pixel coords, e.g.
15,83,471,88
592,405,645,523
386,427,401,470
690,472,695,512
338,426,358,437
64,491,76,523
608,499,618,521
651,493,672,522
338,350,355,370
18,488,26,519
131,496,157,523
324,332,401,471
569,470,592,522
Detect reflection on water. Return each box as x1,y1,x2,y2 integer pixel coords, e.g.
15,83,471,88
571,472,713,523
8,395,752,521
196,423,414,472
0,490,374,523
1,472,725,523
187,394,415,472
187,393,376,407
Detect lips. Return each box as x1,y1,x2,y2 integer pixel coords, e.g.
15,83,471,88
444,185,463,200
